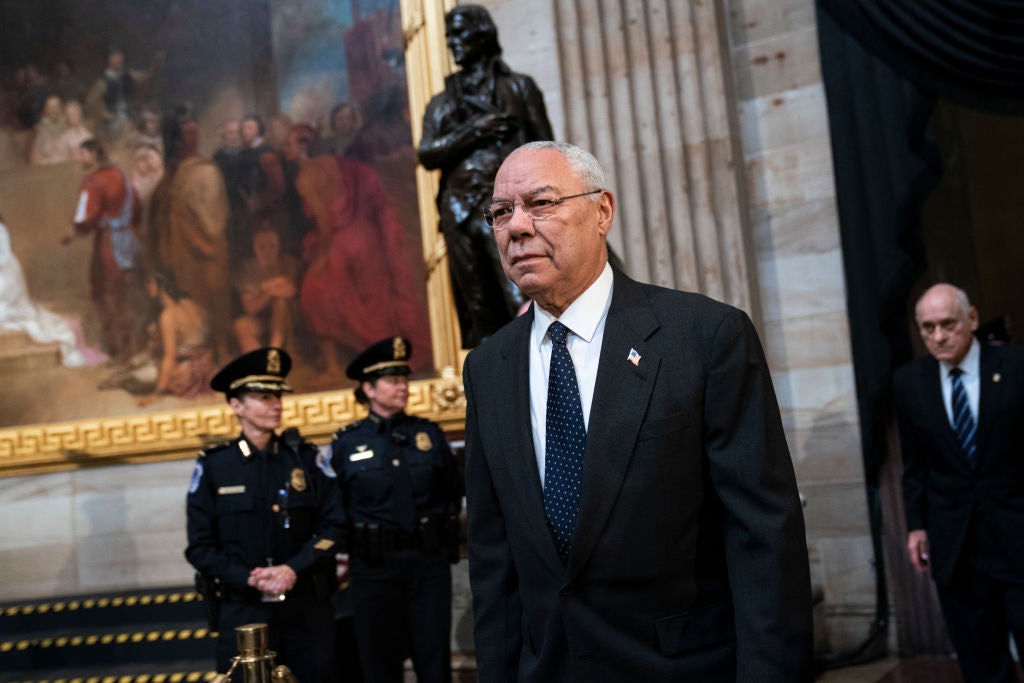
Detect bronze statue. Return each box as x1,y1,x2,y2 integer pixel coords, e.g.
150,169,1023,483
419,5,554,348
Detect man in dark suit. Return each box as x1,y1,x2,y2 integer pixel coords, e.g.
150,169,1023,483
896,283,1024,683
462,141,813,682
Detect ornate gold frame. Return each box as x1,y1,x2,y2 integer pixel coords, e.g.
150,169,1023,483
0,0,461,477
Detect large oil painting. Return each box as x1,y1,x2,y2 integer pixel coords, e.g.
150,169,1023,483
0,0,460,472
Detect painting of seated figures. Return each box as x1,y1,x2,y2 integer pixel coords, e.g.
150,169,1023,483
0,0,451,462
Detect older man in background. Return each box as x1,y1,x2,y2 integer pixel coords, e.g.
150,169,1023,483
897,283,1024,683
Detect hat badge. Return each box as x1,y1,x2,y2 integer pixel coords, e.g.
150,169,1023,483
393,337,407,360
267,349,281,373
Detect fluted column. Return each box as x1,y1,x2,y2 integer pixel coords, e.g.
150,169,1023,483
549,0,756,314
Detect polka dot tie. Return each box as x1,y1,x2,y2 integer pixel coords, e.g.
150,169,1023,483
949,368,977,468
544,321,586,564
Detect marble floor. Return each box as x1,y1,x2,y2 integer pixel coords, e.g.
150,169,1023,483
818,656,1019,682
434,657,985,683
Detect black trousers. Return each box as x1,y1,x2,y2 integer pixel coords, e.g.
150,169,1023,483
217,582,336,683
938,514,1024,683
349,548,452,683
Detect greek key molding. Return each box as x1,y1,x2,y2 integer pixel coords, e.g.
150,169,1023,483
0,375,465,477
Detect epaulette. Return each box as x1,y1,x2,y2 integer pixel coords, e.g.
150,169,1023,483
280,426,306,452
331,419,366,440
199,439,233,458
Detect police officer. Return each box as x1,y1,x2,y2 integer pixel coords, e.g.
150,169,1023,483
331,337,462,683
185,347,344,682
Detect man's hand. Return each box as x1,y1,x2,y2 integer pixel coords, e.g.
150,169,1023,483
907,529,930,573
475,112,517,141
248,564,297,596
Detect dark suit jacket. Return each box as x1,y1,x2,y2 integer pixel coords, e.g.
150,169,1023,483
895,343,1024,586
463,272,814,683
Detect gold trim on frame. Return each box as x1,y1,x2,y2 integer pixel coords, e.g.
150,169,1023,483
0,374,466,477
0,0,464,478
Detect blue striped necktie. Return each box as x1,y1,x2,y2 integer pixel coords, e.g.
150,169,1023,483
544,321,587,563
949,367,977,468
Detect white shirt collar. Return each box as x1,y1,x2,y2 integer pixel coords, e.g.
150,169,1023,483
940,338,981,377
532,262,613,343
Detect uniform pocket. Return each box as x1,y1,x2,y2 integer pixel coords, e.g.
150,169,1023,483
216,493,254,541
347,454,393,507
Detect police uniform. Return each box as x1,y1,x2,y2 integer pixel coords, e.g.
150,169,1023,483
331,337,462,683
185,348,345,682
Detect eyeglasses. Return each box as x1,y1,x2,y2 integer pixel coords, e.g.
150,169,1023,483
483,190,603,228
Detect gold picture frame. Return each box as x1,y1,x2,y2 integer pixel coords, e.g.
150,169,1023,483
0,0,462,477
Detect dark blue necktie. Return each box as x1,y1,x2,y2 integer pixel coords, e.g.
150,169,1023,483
949,368,977,468
544,321,587,563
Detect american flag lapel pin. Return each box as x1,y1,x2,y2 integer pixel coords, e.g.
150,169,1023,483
627,348,641,367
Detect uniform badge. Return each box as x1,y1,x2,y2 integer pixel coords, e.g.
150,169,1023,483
189,462,203,494
290,467,307,492
350,450,374,462
393,336,407,359
416,431,432,452
239,440,252,457
316,445,337,478
267,349,281,373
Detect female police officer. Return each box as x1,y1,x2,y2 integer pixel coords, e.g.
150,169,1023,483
185,347,344,681
331,337,462,683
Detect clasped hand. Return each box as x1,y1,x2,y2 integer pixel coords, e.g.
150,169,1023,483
248,564,297,595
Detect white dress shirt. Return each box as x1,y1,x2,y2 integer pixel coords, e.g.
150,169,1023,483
939,338,981,427
529,263,613,486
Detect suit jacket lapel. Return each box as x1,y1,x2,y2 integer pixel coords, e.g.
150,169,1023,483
567,274,660,582
499,308,565,572
975,345,1005,468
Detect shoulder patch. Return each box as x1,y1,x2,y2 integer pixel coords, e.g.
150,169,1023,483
315,445,337,478
188,462,204,494
332,420,364,440
200,439,233,457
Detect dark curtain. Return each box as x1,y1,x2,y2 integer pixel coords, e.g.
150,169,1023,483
818,0,1024,115
816,4,936,482
816,0,1024,656
815,7,938,659
816,0,1024,531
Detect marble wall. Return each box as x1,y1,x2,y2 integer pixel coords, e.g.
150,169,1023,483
0,453,476,649
726,0,876,651
0,460,196,600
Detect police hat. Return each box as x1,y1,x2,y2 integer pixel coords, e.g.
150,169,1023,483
346,336,412,381
211,347,293,395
